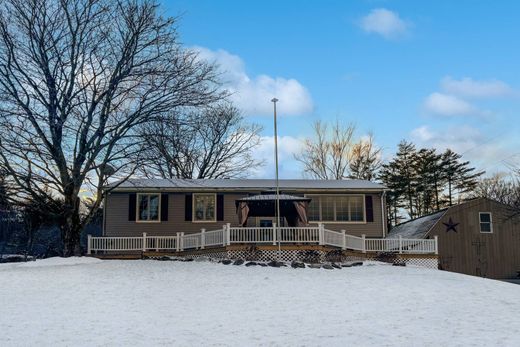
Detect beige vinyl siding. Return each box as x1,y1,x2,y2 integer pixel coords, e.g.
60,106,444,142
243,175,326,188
428,198,520,279
105,193,248,236
104,191,385,238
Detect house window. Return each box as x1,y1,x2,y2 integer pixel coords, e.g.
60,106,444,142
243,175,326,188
307,195,365,222
479,212,493,233
137,194,160,222
193,194,216,222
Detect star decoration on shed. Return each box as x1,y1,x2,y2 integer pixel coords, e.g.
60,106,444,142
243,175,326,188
443,217,459,233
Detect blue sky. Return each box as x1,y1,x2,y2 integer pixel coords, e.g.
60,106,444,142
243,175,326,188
164,0,520,178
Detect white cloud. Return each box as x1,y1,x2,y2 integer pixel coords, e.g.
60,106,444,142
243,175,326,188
441,76,516,99
423,92,478,116
410,125,483,153
409,125,515,174
193,46,313,116
250,135,304,178
359,8,409,39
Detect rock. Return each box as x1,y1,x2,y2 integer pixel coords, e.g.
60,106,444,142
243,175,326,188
157,256,171,261
392,262,406,267
343,261,363,267
267,260,285,267
322,264,334,270
308,263,322,269
331,263,342,269
291,261,305,269
233,259,245,265
245,261,257,267
183,258,194,262
257,262,268,267
221,259,232,265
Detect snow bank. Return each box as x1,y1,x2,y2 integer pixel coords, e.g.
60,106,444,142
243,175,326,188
18,256,103,267
0,260,519,346
0,256,103,268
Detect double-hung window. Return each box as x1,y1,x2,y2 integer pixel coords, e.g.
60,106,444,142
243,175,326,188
137,194,160,222
479,212,493,233
193,194,216,222
307,195,365,222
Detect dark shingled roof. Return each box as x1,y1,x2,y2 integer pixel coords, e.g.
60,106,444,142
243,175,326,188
386,209,447,239
106,178,386,191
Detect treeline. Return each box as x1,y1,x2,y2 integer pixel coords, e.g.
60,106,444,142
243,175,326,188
380,141,484,226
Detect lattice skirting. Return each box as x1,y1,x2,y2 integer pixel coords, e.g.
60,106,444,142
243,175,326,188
180,249,439,269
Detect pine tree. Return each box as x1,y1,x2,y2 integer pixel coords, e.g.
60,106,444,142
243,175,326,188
380,140,417,220
413,148,444,214
442,149,484,205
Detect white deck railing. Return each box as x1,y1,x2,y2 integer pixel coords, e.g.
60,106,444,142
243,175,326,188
87,224,438,255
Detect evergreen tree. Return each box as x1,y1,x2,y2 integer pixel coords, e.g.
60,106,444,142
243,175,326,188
442,149,484,205
413,148,444,214
380,140,417,220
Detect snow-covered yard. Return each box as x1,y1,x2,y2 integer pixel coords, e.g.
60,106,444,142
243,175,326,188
1,258,519,346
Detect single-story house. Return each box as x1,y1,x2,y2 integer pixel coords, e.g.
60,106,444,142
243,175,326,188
103,178,388,238
387,198,520,279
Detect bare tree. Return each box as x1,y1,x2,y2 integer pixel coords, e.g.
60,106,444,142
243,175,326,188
349,133,382,181
139,103,263,179
472,174,520,209
294,120,356,179
0,0,224,255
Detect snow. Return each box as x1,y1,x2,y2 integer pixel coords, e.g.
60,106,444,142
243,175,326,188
387,209,447,239
1,258,519,346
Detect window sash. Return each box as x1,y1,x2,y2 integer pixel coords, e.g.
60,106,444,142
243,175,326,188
193,194,216,222
307,195,365,223
479,212,492,233
137,194,161,222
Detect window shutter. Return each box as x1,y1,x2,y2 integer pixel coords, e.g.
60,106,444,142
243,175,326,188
217,194,224,221
365,195,374,222
185,194,193,221
160,193,169,222
128,193,136,221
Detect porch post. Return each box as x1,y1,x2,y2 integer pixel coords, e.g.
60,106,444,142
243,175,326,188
142,232,147,252
341,230,346,250
226,223,231,246
399,235,403,254
222,225,227,246
272,223,277,245
434,235,439,255
201,229,206,249
180,232,185,251
318,223,324,245
361,234,366,253
87,235,92,255
176,232,180,252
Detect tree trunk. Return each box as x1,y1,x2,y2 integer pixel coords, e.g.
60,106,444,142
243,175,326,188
62,197,82,257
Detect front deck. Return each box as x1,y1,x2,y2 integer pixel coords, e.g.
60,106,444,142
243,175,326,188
88,224,438,256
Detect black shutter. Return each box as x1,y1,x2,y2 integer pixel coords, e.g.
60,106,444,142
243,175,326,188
365,195,374,222
160,193,169,221
128,193,136,221
185,194,193,221
217,194,224,221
